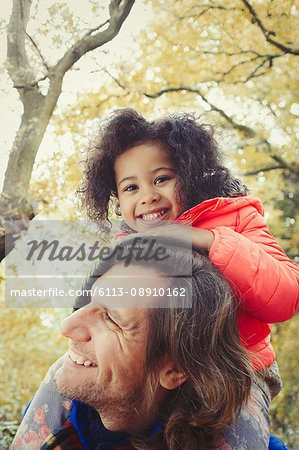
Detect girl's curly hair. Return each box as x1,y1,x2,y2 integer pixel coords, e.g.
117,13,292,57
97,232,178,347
78,108,248,232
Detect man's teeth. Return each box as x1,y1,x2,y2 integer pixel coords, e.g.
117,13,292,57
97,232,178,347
141,210,167,221
69,349,96,367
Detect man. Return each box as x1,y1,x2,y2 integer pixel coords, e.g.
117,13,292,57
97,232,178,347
12,236,270,449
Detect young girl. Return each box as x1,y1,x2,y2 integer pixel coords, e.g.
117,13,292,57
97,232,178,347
12,108,298,449
80,107,298,376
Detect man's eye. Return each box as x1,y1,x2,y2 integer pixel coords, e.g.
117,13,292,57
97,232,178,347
124,184,138,192
155,176,170,185
104,312,118,327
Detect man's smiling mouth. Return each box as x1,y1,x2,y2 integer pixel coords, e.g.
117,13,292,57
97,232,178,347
138,209,168,221
69,349,97,367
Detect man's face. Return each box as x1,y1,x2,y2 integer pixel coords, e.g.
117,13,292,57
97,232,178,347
54,263,168,431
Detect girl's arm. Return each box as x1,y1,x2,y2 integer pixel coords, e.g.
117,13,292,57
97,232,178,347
207,207,299,323
133,216,298,323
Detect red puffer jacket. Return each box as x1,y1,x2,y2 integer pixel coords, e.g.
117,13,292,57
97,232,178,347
178,196,299,369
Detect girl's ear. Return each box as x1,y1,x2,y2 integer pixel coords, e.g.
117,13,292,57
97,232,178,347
115,201,122,216
159,360,188,390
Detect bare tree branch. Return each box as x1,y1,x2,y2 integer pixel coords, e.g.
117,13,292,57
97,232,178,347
6,0,36,96
13,74,48,89
54,0,135,77
241,0,299,55
84,20,109,37
67,92,130,117
243,158,299,177
162,3,243,31
243,165,285,176
103,68,129,90
26,32,49,71
144,86,256,138
141,85,299,177
270,155,298,173
242,57,272,82
158,23,283,85
214,54,280,81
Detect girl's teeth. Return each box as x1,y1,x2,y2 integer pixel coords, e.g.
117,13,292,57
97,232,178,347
142,210,166,221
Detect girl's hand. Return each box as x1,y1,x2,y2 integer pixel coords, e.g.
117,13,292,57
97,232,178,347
191,227,214,251
135,224,214,252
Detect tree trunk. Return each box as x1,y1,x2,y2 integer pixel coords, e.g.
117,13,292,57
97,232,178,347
3,84,62,202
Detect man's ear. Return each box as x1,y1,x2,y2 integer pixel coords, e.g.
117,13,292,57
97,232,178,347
159,360,188,390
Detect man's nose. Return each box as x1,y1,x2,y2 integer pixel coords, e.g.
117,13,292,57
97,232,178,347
140,187,161,205
60,307,92,342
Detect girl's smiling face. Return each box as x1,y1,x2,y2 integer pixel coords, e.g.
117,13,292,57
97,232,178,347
114,142,182,232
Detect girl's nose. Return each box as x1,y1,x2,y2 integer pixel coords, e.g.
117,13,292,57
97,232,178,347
60,307,92,342
140,188,161,205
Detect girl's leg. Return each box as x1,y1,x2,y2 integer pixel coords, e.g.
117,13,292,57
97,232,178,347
11,356,72,449
210,384,270,449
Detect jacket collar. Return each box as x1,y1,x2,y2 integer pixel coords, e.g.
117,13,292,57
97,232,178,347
177,196,263,225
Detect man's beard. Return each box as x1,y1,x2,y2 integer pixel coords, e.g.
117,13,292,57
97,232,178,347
54,364,150,419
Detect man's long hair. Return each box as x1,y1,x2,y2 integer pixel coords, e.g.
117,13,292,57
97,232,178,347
128,239,252,449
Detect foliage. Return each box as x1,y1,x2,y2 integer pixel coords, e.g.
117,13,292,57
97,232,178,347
30,149,83,219
0,270,70,448
0,404,21,449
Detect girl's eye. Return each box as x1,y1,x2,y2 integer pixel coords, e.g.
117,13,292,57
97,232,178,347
124,184,138,192
155,176,170,185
